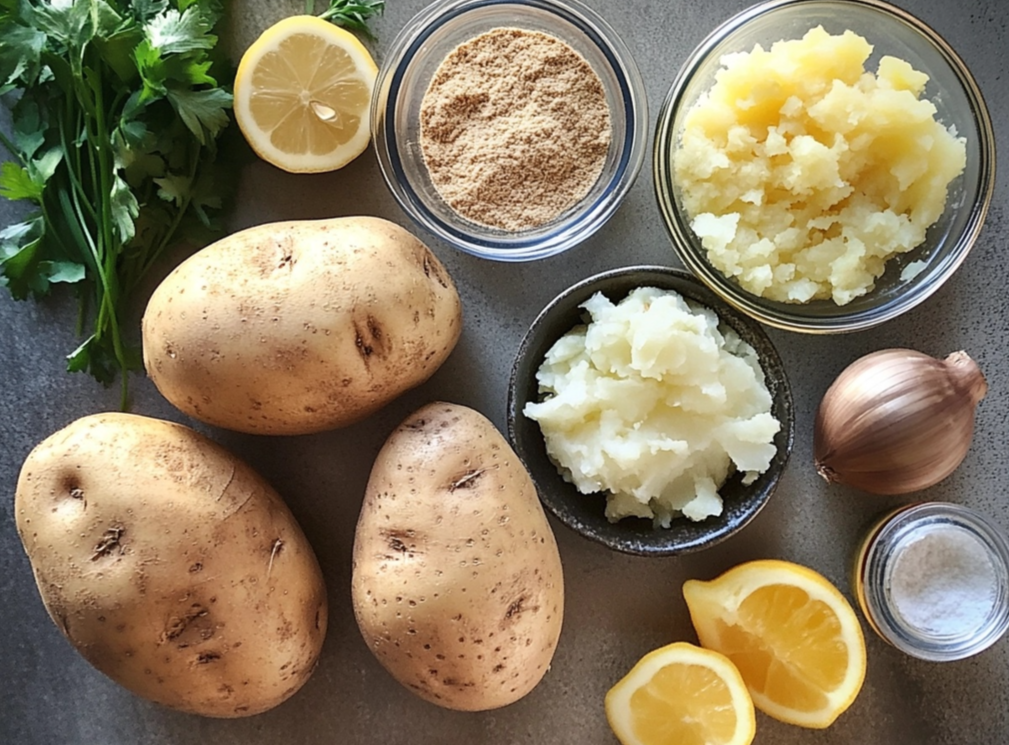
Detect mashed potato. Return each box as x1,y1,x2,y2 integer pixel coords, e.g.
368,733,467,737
673,27,967,305
524,287,780,526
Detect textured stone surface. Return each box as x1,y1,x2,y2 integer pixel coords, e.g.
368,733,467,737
2,0,1008,742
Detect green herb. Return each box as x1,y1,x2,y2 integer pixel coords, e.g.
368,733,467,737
306,0,385,40
0,0,232,408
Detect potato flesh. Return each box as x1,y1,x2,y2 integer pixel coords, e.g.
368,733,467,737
524,288,780,525
142,216,462,435
352,403,565,711
674,27,967,305
14,413,328,718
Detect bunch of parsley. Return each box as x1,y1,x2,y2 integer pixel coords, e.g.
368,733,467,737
0,0,232,407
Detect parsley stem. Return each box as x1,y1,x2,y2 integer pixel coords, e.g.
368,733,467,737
56,117,97,276
69,107,105,317
56,110,98,225
307,0,316,14
88,65,131,409
81,108,100,223
60,188,99,277
39,196,73,260
0,130,24,166
76,285,87,337
70,50,129,408
138,195,187,282
135,145,202,284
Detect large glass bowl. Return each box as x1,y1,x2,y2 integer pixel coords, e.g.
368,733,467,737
654,0,995,333
372,0,647,261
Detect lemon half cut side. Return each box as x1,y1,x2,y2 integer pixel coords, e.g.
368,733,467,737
605,642,756,745
683,559,867,729
234,16,378,173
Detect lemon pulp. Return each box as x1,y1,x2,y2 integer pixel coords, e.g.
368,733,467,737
683,559,867,729
606,642,756,745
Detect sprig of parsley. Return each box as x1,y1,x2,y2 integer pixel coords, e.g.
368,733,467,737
308,0,385,40
0,0,232,408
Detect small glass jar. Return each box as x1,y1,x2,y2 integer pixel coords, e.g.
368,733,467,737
854,502,1009,661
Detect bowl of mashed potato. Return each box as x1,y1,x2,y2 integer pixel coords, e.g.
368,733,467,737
654,0,995,332
507,266,794,556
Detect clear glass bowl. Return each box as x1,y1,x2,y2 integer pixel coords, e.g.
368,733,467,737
653,0,995,332
372,0,647,261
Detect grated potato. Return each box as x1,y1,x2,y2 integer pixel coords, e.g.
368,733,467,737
673,27,967,305
524,288,780,526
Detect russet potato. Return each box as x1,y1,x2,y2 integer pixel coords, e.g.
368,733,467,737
14,413,327,717
142,216,462,435
352,402,565,711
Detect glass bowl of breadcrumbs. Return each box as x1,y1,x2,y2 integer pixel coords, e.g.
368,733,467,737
372,0,647,261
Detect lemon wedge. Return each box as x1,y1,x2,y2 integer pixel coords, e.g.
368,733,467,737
234,16,377,173
683,559,867,729
605,642,756,745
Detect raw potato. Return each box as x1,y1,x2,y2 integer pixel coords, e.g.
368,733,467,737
142,216,462,435
14,413,328,718
352,402,565,711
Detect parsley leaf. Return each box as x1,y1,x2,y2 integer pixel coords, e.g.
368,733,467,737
33,148,65,183
145,7,216,55
0,162,43,201
167,86,232,144
131,0,170,21
315,0,385,40
12,98,45,158
0,23,46,90
154,172,190,206
0,147,62,200
29,0,91,49
91,0,125,40
0,217,45,300
110,173,140,243
66,333,122,385
40,260,86,284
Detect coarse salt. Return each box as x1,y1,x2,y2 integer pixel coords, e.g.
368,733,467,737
889,525,997,637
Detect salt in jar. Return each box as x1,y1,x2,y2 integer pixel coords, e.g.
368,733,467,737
854,502,1009,661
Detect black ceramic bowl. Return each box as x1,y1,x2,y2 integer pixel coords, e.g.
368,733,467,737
507,266,794,556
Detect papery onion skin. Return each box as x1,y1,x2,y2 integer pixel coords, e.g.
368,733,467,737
814,349,987,495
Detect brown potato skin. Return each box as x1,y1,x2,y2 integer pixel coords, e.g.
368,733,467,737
14,413,328,718
352,402,565,711
142,216,462,435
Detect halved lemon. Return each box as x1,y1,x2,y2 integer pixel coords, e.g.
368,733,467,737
683,559,867,729
605,642,756,745
234,16,377,173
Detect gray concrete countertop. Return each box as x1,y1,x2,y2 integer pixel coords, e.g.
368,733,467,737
2,0,1007,742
